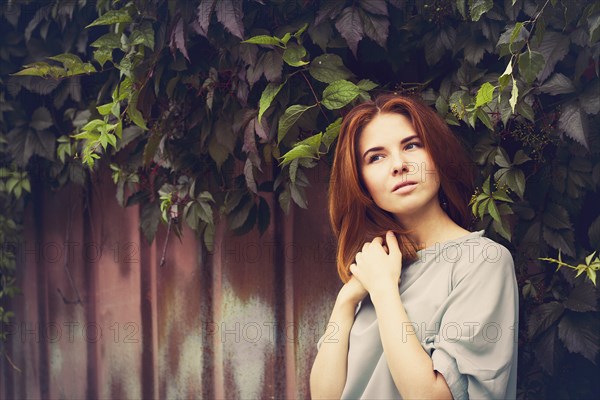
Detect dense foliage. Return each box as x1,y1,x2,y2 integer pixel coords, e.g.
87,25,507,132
1,0,599,397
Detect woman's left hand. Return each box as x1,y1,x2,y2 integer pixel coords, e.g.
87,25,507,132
349,231,403,296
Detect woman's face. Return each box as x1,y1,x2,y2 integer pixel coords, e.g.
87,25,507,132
357,112,441,220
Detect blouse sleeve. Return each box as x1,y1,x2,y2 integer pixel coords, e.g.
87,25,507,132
429,241,518,400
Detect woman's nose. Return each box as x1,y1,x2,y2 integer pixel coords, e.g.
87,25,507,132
391,155,407,175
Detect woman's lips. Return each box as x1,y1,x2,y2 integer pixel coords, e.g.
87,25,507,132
392,182,418,194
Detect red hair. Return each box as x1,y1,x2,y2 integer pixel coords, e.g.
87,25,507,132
328,94,475,282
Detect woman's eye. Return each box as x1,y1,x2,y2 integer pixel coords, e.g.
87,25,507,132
405,142,421,150
369,154,384,163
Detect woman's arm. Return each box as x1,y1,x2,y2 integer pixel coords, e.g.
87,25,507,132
310,277,367,399
370,286,452,399
350,232,453,400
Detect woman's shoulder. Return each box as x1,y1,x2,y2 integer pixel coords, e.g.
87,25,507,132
452,232,515,283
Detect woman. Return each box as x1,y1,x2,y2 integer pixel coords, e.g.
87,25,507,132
310,94,518,399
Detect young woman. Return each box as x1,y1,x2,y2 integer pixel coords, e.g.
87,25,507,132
310,94,518,399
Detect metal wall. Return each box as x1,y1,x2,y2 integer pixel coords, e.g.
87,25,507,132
0,162,341,399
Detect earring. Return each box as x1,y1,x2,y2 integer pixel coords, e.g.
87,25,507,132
439,190,448,210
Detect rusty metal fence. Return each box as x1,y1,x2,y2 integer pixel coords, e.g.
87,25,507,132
1,162,340,399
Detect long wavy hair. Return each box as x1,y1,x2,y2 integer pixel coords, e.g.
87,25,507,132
328,94,475,282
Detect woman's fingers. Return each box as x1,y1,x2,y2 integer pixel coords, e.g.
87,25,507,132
386,231,402,258
371,236,383,247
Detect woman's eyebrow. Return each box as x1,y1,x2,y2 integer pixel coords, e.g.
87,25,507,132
362,135,419,160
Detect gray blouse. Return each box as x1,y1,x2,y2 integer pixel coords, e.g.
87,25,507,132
338,230,518,399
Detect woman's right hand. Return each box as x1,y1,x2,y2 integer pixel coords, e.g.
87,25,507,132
336,275,368,307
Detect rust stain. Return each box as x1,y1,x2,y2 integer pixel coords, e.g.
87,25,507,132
3,164,341,398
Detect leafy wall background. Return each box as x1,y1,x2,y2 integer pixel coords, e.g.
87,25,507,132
1,0,599,398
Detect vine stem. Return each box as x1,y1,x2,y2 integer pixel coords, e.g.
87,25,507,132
159,216,173,267
2,351,22,373
300,71,330,123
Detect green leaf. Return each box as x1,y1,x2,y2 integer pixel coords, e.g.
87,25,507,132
289,158,299,183
280,144,315,167
492,190,513,203
277,104,315,143
494,147,511,168
72,131,100,141
469,0,493,22
476,108,494,130
127,92,148,130
228,197,254,230
587,268,597,286
509,22,524,47
322,80,360,110
130,22,155,50
497,26,528,57
242,35,282,46
456,0,467,18
513,150,531,165
48,53,84,68
322,117,342,150
90,33,121,49
487,198,502,223
86,9,132,28
293,22,309,38
290,182,308,209
475,82,495,108
97,103,113,116
477,197,490,217
507,169,526,198
258,82,284,123
309,54,354,83
357,79,378,91
492,218,511,241
279,133,324,167
94,48,113,66
12,63,58,78
498,68,512,91
82,119,105,133
518,50,545,84
282,43,309,67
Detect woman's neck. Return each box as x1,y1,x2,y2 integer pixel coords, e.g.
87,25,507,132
396,203,470,250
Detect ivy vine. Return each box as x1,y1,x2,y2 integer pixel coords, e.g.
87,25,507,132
1,0,599,397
